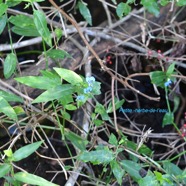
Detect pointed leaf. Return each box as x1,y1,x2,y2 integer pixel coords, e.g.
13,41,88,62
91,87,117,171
0,14,7,35
0,3,8,17
0,97,17,120
9,15,36,28
141,0,159,17
11,26,40,37
0,164,11,178
120,160,142,181
15,76,61,90
150,71,166,88
95,102,110,121
116,2,131,18
33,10,52,47
3,53,17,79
65,130,88,151
0,91,23,102
162,112,174,126
32,84,74,103
166,63,175,77
109,133,118,146
78,1,92,25
46,49,71,59
79,147,114,165
176,0,186,6
163,162,182,177
107,98,125,113
54,67,83,85
14,172,59,186
13,141,43,162
111,160,125,185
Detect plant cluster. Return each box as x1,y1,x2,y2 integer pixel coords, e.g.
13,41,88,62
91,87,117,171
0,0,186,186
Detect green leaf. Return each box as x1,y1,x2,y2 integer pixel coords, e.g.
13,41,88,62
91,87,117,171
110,160,125,185
9,15,39,36
94,119,103,126
13,141,43,162
65,104,77,111
65,130,88,151
3,53,17,79
0,164,11,178
150,71,166,88
138,171,158,186
176,0,186,6
163,162,182,177
78,1,92,25
107,98,125,113
60,110,71,120
141,0,159,17
54,67,83,85
14,106,25,115
14,172,59,186
11,26,40,37
15,76,61,90
95,102,110,121
160,0,170,6
79,147,114,165
5,0,21,7
162,112,174,126
0,14,7,35
116,2,131,18
0,91,23,102
32,84,74,103
109,133,118,146
0,3,8,17
46,49,71,59
4,149,13,158
33,10,52,47
166,63,175,77
0,97,17,120
54,28,63,41
9,15,35,28
120,160,142,181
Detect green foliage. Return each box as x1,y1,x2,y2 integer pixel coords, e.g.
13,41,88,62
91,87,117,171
0,164,11,178
78,1,92,25
0,1,186,186
14,172,59,186
116,2,131,18
79,147,115,165
0,3,8,17
120,160,142,181
0,141,58,185
107,97,125,113
110,160,125,185
33,10,52,47
46,49,71,59
141,0,159,17
0,90,23,102
3,53,17,79
9,14,40,37
12,141,43,162
0,14,7,35
65,130,88,151
0,97,18,120
54,67,83,85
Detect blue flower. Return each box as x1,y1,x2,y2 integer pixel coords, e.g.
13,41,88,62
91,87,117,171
76,95,85,101
84,86,93,94
164,79,172,87
86,76,95,85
